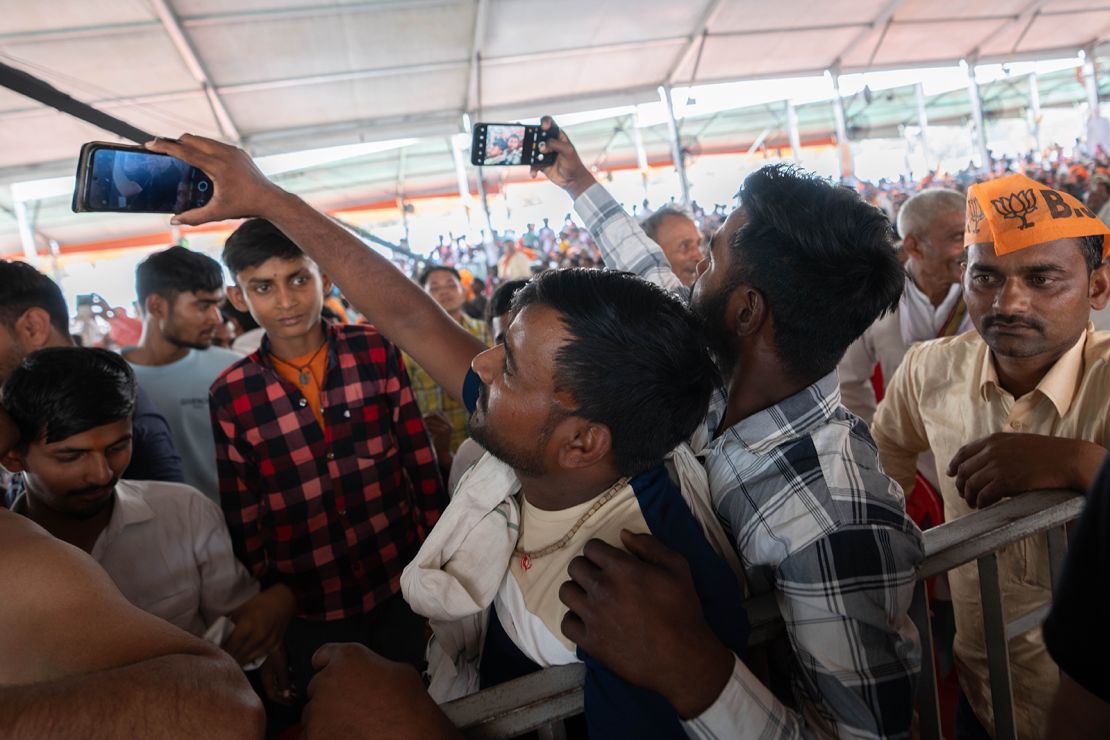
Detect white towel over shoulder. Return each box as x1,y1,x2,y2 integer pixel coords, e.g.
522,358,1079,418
400,452,521,701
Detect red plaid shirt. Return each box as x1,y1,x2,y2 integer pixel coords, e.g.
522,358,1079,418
209,323,446,621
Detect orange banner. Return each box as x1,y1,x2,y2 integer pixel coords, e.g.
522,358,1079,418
964,173,1110,259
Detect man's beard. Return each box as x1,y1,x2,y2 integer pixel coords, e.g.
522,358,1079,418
164,319,212,351
691,284,739,379
466,385,549,478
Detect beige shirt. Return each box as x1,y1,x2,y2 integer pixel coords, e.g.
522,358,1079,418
90,480,259,637
871,325,1110,739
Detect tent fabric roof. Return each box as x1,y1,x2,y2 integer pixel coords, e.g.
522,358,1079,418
2,0,1110,251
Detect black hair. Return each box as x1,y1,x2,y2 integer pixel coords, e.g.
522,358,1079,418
135,245,224,309
1,347,137,446
0,260,70,336
1080,235,1106,273
513,268,718,477
486,278,529,324
223,219,305,279
419,265,462,287
730,164,904,379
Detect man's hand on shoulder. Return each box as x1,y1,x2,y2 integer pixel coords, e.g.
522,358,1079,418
304,643,461,740
948,433,1107,508
559,530,735,719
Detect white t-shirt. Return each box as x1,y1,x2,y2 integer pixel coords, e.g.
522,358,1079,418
125,347,241,501
91,479,259,637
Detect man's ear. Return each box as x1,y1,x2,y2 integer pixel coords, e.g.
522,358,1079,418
554,418,612,471
320,274,333,296
145,293,168,320
732,286,767,338
901,233,924,261
1090,260,1110,311
226,285,251,313
14,308,55,351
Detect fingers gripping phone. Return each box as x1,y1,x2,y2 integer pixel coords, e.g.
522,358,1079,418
72,142,213,214
470,122,558,167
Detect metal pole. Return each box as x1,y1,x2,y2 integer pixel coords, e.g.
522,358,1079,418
978,553,1018,740
13,199,39,266
829,70,854,179
915,82,931,165
1083,47,1100,117
631,120,650,200
965,60,992,171
785,100,802,163
1027,72,1042,153
659,85,691,205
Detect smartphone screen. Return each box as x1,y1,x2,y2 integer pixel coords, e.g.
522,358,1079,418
479,124,528,166
83,148,211,213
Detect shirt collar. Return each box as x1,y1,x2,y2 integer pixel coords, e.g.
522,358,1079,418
714,371,842,455
256,320,335,370
976,324,1090,416
902,273,962,314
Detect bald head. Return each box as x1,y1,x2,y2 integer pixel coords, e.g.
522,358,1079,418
896,188,965,241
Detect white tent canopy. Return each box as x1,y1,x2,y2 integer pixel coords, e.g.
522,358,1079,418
2,0,1110,251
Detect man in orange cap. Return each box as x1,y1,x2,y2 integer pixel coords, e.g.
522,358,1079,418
871,172,1110,739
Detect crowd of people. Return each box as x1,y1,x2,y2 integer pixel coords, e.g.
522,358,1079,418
2,115,1110,740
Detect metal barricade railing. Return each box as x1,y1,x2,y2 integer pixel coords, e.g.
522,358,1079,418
442,489,1086,739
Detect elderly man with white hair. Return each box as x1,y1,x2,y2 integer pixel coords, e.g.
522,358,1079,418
838,188,972,441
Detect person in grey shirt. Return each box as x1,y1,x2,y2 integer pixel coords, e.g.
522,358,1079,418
123,246,240,502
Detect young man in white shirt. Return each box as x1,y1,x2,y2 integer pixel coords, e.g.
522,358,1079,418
1,347,295,691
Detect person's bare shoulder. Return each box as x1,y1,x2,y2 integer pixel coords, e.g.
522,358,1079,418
0,510,202,685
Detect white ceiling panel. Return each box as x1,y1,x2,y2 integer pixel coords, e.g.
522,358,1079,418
482,0,702,57
689,26,862,81
189,1,475,86
0,0,155,35
843,19,1007,68
479,44,679,109
223,67,469,133
0,30,199,100
713,0,890,33
893,0,1033,22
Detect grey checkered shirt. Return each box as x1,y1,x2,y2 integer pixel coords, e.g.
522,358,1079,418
576,183,925,740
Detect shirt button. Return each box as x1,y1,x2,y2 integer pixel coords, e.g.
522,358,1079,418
298,398,308,408
338,508,347,517
326,451,335,460
343,409,351,418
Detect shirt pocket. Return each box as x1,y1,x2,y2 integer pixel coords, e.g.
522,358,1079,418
347,396,399,460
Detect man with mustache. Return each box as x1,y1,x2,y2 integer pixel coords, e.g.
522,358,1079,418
871,173,1110,739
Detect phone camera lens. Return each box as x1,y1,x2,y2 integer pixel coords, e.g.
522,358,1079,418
197,181,210,192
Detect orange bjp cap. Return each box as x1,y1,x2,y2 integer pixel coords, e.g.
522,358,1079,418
964,173,1110,259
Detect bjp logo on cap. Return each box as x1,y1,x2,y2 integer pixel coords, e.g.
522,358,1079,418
991,188,1037,231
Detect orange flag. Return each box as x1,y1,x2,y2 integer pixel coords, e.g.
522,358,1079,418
964,173,1110,259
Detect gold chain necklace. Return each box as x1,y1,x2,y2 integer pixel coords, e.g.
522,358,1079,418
270,340,327,386
513,477,629,572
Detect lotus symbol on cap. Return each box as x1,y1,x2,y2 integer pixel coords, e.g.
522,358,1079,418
991,189,1037,230
966,196,986,234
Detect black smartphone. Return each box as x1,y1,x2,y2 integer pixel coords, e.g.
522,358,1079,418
72,142,213,214
470,122,558,167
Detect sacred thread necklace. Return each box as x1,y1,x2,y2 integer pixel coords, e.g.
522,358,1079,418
512,477,629,572
270,340,328,386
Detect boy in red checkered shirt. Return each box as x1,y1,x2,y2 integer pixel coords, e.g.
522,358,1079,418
209,218,446,706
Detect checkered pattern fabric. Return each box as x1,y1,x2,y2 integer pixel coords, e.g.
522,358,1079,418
209,323,446,621
575,183,925,739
